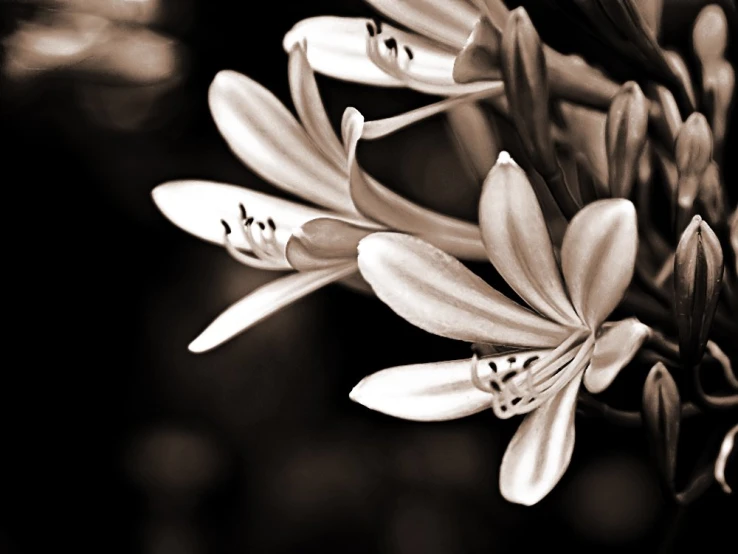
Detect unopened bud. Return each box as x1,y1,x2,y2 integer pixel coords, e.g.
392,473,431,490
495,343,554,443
606,81,649,198
674,216,724,367
642,362,681,488
698,162,726,228
453,17,502,83
675,113,713,210
693,5,728,66
500,7,557,178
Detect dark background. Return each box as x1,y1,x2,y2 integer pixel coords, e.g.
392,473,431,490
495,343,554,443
2,1,736,553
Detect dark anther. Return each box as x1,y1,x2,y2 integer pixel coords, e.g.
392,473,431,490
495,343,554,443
490,381,501,393
512,398,521,406
523,356,539,369
404,46,414,59
373,18,382,34
384,37,397,51
366,22,375,37
239,203,247,220
488,361,497,372
501,371,518,383
257,221,266,230
245,217,254,226
221,220,232,234
267,218,276,230
507,356,517,364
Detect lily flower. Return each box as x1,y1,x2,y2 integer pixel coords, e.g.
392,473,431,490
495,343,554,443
281,0,618,106
152,43,495,353
350,152,652,505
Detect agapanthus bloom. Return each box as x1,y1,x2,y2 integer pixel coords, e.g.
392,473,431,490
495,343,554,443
152,43,500,352
350,152,652,505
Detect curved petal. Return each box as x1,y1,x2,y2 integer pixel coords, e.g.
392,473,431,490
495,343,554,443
152,180,330,249
363,0,479,50
343,108,488,261
480,153,581,326
350,358,493,422
499,371,582,506
287,42,346,169
208,70,355,214
561,199,638,328
285,217,381,271
584,319,652,393
358,233,571,348
188,262,357,353
282,17,491,95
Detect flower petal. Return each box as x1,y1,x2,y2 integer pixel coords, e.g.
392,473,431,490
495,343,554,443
343,108,488,261
480,153,581,326
152,180,330,249
285,217,380,271
208,70,355,214
188,262,358,353
358,233,571,348
584,318,652,393
363,0,479,50
282,17,493,95
499,371,582,506
350,358,493,421
561,199,638,328
287,42,346,169
558,102,609,195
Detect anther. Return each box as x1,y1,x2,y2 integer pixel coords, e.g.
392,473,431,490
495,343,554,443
404,46,414,60
384,38,397,51
373,18,382,34
245,217,254,226
257,221,266,230
267,218,276,230
221,220,232,234
523,356,539,368
239,203,247,220
366,22,375,37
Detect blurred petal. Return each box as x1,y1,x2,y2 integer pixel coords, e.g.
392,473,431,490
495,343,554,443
558,103,609,195
287,42,346,169
357,233,571,348
285,217,380,271
584,319,652,393
480,153,580,326
635,0,663,39
364,0,479,49
499,372,582,506
152,180,331,249
453,17,502,84
208,70,355,214
188,262,357,353
715,424,737,494
343,108,488,260
446,102,500,182
561,200,638,328
350,359,493,421
282,17,492,95
49,0,165,25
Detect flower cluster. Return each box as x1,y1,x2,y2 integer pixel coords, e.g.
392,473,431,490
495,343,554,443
153,0,737,506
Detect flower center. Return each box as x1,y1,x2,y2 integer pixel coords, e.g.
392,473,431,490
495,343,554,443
220,203,292,270
471,330,595,419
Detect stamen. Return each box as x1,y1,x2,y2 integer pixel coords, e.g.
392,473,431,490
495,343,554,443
219,204,292,271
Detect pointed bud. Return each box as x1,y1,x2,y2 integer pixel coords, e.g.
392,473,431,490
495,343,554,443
674,216,724,367
453,17,502,84
674,113,713,232
664,50,697,109
606,82,649,198
500,7,557,178
642,362,681,488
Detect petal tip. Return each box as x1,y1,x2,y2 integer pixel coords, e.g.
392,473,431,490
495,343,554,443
187,335,213,354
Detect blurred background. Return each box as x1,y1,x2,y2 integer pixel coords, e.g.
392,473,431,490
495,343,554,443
2,1,736,553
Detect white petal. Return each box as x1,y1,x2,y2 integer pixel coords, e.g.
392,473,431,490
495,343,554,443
480,153,581,326
287,42,346,169
499,371,582,506
282,17,492,95
363,0,479,49
343,108,488,261
188,262,357,353
561,199,638,328
358,233,571,348
350,359,493,421
152,180,330,249
208,70,355,214
584,319,652,393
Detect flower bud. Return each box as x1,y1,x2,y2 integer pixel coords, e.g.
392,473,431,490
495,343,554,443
697,162,726,229
693,5,728,66
606,81,649,198
675,113,713,211
500,7,557,178
642,362,681,488
674,216,724,367
453,17,502,83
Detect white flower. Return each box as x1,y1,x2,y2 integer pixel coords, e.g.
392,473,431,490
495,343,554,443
350,152,652,505
153,43,498,352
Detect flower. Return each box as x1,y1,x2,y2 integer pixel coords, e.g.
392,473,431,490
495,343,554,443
350,152,652,505
152,43,496,353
